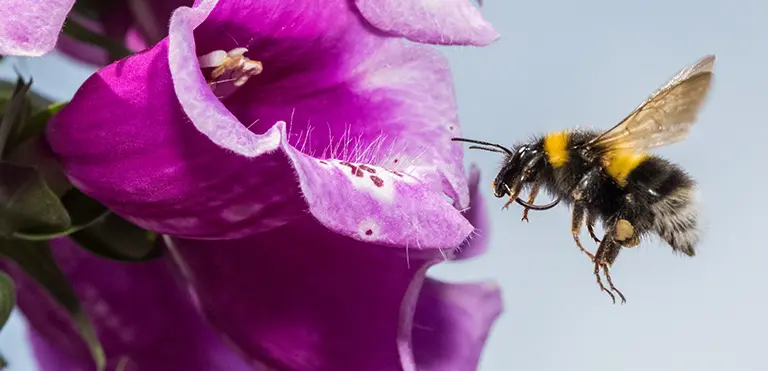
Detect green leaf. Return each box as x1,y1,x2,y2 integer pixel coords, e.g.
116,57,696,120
0,162,71,237
70,214,163,262
11,212,109,241
4,185,161,263
0,79,52,108
14,102,66,149
63,190,163,262
0,272,15,332
4,136,72,198
0,240,105,371
0,77,32,158
0,77,58,157
0,352,7,369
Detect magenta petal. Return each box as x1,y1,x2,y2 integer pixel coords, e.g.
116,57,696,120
410,279,502,370
0,0,75,56
354,0,499,46
167,215,480,371
2,239,254,371
456,164,491,260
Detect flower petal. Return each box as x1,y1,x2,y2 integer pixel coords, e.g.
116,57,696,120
2,238,255,371
409,279,502,370
166,215,476,371
455,163,491,260
354,0,499,46
0,0,76,56
47,0,472,243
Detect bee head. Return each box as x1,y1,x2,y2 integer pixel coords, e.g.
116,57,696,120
492,144,545,199
449,137,545,200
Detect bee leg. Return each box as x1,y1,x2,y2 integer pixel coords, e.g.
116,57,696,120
502,183,523,210
603,244,627,304
521,180,543,222
592,242,616,304
586,211,601,244
571,168,602,261
593,222,628,304
571,204,596,261
593,236,628,304
615,219,640,248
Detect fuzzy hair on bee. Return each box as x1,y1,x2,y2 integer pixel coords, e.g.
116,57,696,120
453,54,715,304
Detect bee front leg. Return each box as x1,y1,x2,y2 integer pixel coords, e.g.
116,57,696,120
502,183,523,210
521,180,543,222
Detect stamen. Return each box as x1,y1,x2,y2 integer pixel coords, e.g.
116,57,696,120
198,48,264,89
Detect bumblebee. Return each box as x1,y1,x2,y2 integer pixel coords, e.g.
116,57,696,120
453,55,715,303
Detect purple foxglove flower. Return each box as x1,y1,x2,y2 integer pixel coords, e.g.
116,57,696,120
37,0,502,369
0,0,76,56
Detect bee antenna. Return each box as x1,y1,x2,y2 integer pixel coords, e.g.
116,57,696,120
516,197,561,210
451,137,514,156
468,145,509,154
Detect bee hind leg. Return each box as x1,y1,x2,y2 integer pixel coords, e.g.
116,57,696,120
615,219,640,247
593,221,629,304
592,256,615,303
593,238,627,304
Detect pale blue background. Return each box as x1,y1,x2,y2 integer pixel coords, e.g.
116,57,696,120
2,0,767,370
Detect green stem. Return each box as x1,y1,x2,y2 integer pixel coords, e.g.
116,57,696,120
12,210,111,241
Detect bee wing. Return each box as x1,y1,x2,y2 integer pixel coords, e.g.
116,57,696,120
584,55,715,156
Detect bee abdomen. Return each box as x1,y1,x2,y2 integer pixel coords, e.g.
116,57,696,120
650,186,700,257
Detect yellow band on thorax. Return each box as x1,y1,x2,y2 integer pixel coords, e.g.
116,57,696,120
544,131,569,168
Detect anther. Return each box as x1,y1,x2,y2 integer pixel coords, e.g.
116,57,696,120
198,48,263,87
